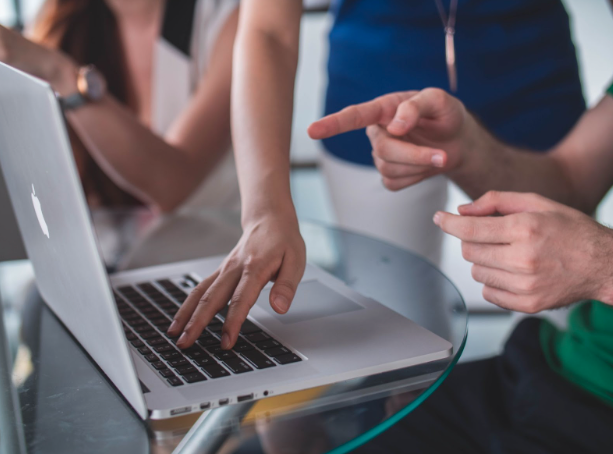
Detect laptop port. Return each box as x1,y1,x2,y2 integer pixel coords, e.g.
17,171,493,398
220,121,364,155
237,394,254,402
170,406,191,416
218,398,229,406
200,402,210,410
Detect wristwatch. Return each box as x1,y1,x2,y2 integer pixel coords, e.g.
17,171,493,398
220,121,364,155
60,65,107,111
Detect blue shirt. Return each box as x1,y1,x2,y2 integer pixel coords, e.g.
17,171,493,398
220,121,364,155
322,0,585,166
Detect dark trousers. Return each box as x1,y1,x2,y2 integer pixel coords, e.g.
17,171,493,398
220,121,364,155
357,319,613,454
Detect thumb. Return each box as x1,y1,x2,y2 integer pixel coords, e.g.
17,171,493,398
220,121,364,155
458,191,553,217
269,253,304,314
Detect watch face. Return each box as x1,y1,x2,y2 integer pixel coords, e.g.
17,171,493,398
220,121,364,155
79,66,106,101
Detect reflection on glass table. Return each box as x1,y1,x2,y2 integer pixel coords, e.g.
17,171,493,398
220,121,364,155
1,209,467,454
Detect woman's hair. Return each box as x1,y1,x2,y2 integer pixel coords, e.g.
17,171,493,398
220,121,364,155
31,0,141,207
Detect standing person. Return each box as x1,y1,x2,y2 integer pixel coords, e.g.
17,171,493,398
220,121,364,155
0,0,240,212
169,0,585,350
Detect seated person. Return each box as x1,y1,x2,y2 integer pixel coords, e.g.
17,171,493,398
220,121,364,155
305,84,613,452
0,0,239,211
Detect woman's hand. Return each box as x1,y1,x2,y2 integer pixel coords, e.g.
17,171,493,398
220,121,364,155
434,191,613,312
0,25,77,95
168,212,306,349
309,88,479,191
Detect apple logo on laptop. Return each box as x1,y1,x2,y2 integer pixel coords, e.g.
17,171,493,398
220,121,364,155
31,184,50,238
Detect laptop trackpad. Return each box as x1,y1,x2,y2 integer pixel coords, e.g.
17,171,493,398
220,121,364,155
258,280,363,325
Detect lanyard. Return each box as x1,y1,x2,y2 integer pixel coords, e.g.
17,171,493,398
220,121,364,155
434,0,458,92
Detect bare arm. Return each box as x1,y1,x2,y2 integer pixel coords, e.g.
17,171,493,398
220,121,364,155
0,12,238,212
168,1,307,350
232,0,302,222
309,89,613,213
66,10,239,211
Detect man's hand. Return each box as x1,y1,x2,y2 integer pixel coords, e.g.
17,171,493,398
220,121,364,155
308,88,477,191
168,213,306,349
434,191,613,312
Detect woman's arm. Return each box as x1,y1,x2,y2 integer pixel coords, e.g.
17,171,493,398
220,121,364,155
169,1,306,350
0,12,238,212
66,10,239,211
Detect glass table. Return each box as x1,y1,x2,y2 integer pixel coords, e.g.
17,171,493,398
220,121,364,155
0,209,467,454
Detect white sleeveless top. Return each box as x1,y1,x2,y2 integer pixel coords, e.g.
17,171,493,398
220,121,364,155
152,0,240,212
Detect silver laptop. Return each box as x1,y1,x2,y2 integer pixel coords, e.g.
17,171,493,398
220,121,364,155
0,63,452,420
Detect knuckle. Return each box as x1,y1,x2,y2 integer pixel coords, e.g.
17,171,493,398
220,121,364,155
462,243,474,262
382,178,401,192
423,87,447,106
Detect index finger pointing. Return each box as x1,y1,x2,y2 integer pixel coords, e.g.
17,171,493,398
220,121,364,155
434,211,516,244
308,91,417,140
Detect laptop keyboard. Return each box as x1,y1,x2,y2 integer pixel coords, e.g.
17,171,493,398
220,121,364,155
114,276,302,387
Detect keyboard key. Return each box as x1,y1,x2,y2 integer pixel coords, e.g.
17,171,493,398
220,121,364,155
273,353,302,365
264,346,291,357
241,350,276,369
208,324,223,333
144,354,158,362
205,345,223,355
240,320,261,334
214,350,237,361
159,368,176,378
147,337,168,346
157,323,171,332
223,358,253,374
233,340,255,352
167,377,183,387
198,337,221,348
134,324,154,334
198,330,215,340
244,332,270,344
130,339,144,348
138,347,152,356
201,364,231,379
183,347,207,359
140,330,159,340
125,332,137,341
160,351,182,360
152,361,166,370
175,365,197,375
193,356,216,367
154,344,174,353
183,372,206,383
169,358,189,368
256,340,280,350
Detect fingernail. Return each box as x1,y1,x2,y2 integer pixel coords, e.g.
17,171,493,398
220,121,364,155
273,296,290,313
221,333,231,350
168,320,178,334
177,332,187,347
458,202,472,210
390,119,407,131
431,154,444,167
433,212,441,226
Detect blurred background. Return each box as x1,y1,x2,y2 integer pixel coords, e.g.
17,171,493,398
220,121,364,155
1,0,612,360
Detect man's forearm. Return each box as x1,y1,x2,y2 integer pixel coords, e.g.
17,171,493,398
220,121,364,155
449,114,581,210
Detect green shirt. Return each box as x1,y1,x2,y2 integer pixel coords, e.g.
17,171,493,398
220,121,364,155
539,80,613,407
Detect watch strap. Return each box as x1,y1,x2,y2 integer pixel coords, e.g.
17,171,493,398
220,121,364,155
60,92,88,111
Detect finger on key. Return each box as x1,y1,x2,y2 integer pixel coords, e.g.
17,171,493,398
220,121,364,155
221,272,272,349
176,269,242,349
167,271,218,336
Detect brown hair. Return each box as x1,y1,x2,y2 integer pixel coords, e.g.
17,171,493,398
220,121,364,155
31,0,141,207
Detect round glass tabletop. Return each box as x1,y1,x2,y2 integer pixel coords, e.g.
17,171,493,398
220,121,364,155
0,209,467,454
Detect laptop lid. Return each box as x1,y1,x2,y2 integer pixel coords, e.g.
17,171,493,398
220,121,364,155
0,63,147,419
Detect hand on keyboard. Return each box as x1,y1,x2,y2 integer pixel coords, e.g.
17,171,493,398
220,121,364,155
167,214,306,350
